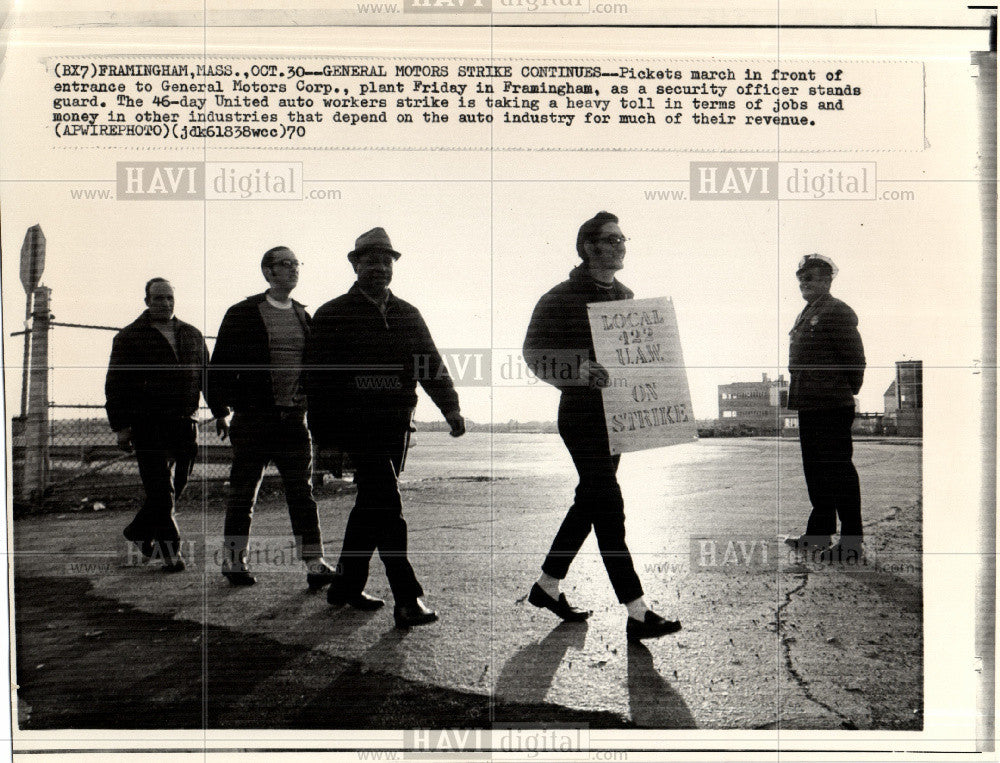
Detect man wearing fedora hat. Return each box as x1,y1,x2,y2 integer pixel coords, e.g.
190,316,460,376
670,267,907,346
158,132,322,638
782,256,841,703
784,253,866,563
306,228,465,628
208,245,338,589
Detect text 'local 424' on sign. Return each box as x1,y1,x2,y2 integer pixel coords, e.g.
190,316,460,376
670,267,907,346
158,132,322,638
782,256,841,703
587,296,698,455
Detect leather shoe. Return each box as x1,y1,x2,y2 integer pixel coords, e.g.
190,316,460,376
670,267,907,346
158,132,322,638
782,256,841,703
306,559,340,591
163,557,186,574
819,541,865,565
123,527,153,559
784,534,831,552
528,583,591,622
627,610,682,641
394,598,438,628
221,561,256,587
328,588,385,610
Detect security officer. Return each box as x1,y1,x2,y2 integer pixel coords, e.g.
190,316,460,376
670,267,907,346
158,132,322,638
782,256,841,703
784,254,866,563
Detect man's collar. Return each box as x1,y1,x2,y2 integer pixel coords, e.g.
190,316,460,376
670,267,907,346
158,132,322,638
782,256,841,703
142,310,176,326
804,292,832,309
795,292,832,325
351,282,392,308
249,292,304,308
570,264,618,290
265,292,294,309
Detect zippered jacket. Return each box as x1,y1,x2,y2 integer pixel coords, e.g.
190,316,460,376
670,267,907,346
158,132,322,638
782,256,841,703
105,311,215,431
208,292,311,415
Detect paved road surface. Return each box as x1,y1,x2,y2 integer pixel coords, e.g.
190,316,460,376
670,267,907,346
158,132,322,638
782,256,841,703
13,435,922,736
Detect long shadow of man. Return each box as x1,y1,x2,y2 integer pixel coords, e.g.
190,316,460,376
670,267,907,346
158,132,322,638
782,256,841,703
494,622,589,705
627,642,696,728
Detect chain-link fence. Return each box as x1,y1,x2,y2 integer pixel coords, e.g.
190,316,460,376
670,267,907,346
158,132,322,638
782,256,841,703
11,410,240,511
7,279,242,509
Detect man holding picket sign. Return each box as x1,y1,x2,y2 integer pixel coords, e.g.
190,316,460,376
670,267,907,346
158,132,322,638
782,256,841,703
522,211,687,641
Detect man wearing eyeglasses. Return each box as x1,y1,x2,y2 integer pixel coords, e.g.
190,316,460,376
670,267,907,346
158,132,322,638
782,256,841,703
208,246,337,589
306,228,465,628
522,211,681,642
784,254,866,563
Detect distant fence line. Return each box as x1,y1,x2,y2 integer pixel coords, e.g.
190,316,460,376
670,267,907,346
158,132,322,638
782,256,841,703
10,285,230,505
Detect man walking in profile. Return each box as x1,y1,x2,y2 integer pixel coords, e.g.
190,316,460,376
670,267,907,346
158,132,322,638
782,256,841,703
306,228,465,628
784,254,866,563
208,246,337,589
523,211,680,641
106,278,217,572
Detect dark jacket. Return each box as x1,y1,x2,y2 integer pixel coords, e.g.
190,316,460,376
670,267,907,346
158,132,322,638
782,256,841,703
523,264,633,409
207,292,311,415
105,311,213,432
306,284,460,446
787,293,866,410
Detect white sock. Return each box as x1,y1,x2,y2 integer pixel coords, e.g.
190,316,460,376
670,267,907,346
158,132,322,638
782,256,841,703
304,556,330,571
625,597,649,620
536,573,561,598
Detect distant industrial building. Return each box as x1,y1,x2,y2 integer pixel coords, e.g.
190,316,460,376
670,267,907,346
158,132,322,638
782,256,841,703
713,361,921,438
883,360,922,436
717,373,797,435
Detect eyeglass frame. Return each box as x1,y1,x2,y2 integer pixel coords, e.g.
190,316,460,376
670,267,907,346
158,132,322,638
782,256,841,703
593,234,629,247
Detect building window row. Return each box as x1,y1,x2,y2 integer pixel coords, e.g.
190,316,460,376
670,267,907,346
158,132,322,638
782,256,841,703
720,390,773,400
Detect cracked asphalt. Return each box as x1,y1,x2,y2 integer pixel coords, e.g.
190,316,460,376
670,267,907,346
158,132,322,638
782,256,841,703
12,435,921,731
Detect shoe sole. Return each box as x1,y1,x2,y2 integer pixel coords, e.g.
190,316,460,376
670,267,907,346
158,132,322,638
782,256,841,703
350,600,386,611
784,538,831,552
394,614,438,629
307,575,338,591
222,573,256,587
123,531,154,559
819,553,866,565
327,596,385,610
627,623,682,641
527,589,591,622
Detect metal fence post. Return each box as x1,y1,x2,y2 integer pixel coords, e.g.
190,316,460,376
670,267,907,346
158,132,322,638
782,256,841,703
22,286,51,503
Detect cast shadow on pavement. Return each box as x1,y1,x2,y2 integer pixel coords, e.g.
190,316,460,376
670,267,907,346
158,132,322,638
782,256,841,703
627,642,696,728
493,621,589,705
828,557,922,616
14,575,632,729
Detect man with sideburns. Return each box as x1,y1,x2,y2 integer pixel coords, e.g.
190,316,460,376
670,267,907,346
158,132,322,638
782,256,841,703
523,211,681,641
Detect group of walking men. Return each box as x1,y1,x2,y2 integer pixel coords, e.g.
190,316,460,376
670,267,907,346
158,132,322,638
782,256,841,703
106,227,460,628
106,214,865,638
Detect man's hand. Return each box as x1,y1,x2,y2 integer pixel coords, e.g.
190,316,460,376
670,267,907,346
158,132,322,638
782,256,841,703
115,428,134,453
580,359,610,389
215,416,230,441
445,411,466,438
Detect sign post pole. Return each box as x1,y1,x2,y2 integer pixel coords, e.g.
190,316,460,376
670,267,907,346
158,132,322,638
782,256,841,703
22,287,52,503
18,225,46,419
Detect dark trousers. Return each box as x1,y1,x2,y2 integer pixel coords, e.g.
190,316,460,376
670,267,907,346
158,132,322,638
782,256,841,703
126,418,197,559
223,409,324,564
336,425,423,603
541,397,644,604
797,406,863,539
